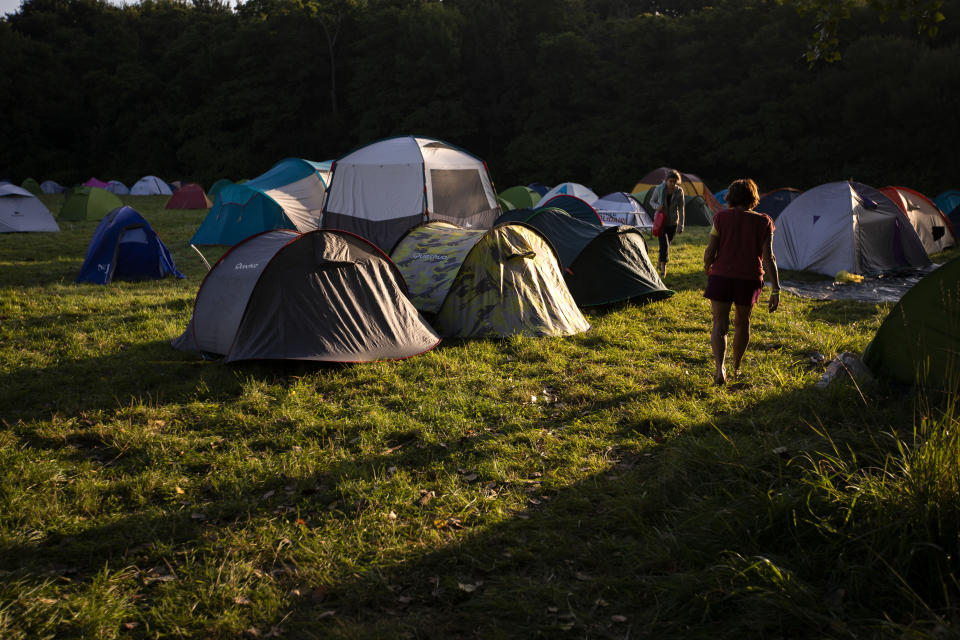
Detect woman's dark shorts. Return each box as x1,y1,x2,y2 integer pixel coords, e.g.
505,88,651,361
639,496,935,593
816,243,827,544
704,274,763,307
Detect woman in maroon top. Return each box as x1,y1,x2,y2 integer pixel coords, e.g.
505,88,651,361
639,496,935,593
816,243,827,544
703,178,781,385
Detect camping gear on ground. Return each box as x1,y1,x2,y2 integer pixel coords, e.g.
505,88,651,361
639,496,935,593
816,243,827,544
40,179,66,194
499,185,542,210
20,178,42,196
652,210,665,237
0,183,60,233
755,188,803,219
76,206,185,284
390,221,590,338
166,183,213,210
592,192,654,229
495,208,673,307
208,178,233,200
632,168,723,213
191,158,330,246
536,195,603,226
773,181,930,277
533,182,598,209
59,186,124,221
323,136,500,253
862,256,960,389
879,186,956,255
173,229,440,362
105,180,130,195
130,175,173,195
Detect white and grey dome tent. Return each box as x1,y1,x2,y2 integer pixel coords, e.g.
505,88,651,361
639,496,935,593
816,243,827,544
322,136,500,252
773,181,930,277
0,183,60,233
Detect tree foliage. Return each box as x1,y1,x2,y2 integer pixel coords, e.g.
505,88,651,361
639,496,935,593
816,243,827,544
1,0,958,195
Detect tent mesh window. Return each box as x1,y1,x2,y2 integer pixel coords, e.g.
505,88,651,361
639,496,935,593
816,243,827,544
430,169,489,217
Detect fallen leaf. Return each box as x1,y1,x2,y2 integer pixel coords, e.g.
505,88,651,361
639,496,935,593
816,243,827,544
388,511,397,520
416,490,435,507
262,490,275,499
37,597,58,605
611,615,628,623
317,610,336,618
122,621,140,629
574,571,593,581
457,581,482,593
463,473,478,482
234,595,252,606
174,486,185,495
547,606,559,613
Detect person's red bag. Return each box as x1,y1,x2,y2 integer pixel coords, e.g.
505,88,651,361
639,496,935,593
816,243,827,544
651,210,666,237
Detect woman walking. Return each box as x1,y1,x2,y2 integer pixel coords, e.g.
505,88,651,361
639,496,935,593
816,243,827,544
703,178,780,385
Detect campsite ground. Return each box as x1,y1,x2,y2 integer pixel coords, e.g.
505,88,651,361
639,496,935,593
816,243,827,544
1,195,958,638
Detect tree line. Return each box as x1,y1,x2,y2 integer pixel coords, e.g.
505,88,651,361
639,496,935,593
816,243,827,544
1,0,959,197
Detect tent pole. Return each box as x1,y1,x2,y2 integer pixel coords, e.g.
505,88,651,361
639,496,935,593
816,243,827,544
191,244,212,271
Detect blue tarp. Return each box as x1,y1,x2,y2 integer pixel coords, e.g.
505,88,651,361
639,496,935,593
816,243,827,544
77,206,185,284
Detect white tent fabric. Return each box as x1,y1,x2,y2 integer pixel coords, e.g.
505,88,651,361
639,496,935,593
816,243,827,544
130,176,173,195
774,181,930,277
593,192,654,229
883,187,955,255
534,182,598,209
263,174,328,232
323,136,499,252
0,183,60,233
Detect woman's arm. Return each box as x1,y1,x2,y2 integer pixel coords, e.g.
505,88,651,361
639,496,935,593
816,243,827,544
703,234,719,274
762,234,780,312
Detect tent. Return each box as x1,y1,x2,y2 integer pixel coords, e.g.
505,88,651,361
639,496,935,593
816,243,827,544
41,180,66,194
390,221,590,338
166,183,213,210
879,186,956,255
499,185,542,210
536,195,603,226
76,206,185,284
130,176,173,195
528,182,550,197
105,180,129,195
632,168,723,213
0,183,60,233
756,188,803,219
208,178,233,200
533,182,598,208
713,188,728,207
632,188,715,226
21,178,42,196
323,136,499,253
862,256,960,389
191,158,330,245
172,229,440,363
593,192,654,229
773,181,931,277
495,208,673,306
83,177,109,189
934,190,960,218
59,186,124,221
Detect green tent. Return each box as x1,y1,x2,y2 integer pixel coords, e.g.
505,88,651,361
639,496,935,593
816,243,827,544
60,186,124,221
632,188,714,226
499,185,541,210
21,178,42,196
497,195,516,212
862,256,960,389
390,221,590,338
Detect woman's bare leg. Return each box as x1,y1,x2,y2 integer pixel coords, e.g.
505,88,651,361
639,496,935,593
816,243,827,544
732,304,754,373
711,300,732,384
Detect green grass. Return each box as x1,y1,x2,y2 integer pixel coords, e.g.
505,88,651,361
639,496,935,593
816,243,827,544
1,196,958,638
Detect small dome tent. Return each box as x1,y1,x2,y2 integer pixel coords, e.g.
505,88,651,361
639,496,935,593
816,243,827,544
879,186,956,255
862,256,960,389
390,221,590,338
495,208,673,307
533,182,598,209
20,178,42,196
499,185,542,210
934,190,960,220
528,183,550,197
105,180,129,195
77,206,185,284
130,176,173,195
173,229,440,363
592,192,654,229
166,183,213,210
60,186,124,221
773,181,930,277
0,183,60,232
41,180,66,194
83,177,109,189
191,158,329,246
633,168,723,213
755,188,803,219
323,136,500,252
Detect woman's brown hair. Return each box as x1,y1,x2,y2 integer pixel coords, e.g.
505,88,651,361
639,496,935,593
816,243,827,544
725,178,760,209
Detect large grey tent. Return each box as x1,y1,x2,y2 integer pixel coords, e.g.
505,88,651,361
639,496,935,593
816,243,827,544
773,181,930,277
172,229,441,362
495,208,673,306
0,183,60,232
390,221,590,338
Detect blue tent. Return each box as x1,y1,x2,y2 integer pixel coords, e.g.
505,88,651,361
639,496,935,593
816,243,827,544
713,188,728,207
934,190,960,218
77,206,185,284
190,158,331,246
528,182,550,196
756,188,803,219
536,195,603,226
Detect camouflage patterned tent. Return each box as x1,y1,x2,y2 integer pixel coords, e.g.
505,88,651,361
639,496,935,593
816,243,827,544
495,208,673,307
390,221,590,338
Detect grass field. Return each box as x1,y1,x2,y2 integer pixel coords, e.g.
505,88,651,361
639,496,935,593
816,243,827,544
1,194,958,639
